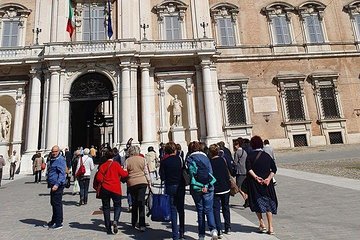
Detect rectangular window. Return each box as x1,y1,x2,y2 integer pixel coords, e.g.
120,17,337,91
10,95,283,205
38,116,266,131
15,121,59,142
304,15,324,43
226,90,246,125
320,87,340,118
165,16,181,40
355,15,360,39
218,18,235,46
329,132,343,144
285,89,305,121
2,21,19,47
273,16,291,44
293,134,308,147
83,5,106,41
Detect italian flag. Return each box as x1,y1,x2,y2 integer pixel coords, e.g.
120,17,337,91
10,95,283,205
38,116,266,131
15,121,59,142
66,0,75,38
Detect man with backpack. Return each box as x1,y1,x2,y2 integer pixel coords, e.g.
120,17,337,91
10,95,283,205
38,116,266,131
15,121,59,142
186,141,218,240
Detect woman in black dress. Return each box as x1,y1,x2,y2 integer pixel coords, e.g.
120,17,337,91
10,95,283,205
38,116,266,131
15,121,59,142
246,135,277,235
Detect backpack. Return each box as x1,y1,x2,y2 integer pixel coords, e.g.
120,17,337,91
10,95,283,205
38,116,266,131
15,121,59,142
193,159,211,185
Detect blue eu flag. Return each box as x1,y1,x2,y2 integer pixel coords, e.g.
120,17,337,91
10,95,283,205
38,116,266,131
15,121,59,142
107,0,113,39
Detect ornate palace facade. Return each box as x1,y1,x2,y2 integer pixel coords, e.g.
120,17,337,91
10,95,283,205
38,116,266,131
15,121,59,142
1,0,360,173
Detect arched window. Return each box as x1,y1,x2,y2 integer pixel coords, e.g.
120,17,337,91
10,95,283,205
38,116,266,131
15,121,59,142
262,3,295,45
153,1,188,40
0,4,31,47
210,3,239,46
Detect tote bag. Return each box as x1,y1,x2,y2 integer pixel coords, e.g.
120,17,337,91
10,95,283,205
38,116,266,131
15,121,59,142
150,184,171,222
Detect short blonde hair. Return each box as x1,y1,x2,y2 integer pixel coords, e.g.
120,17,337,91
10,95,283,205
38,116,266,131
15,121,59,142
83,148,90,155
128,145,140,157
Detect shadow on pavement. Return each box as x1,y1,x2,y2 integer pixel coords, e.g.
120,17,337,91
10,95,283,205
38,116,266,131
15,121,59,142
69,219,105,232
20,219,47,227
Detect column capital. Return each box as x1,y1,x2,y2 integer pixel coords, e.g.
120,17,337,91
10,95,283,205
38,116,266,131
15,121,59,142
112,91,118,97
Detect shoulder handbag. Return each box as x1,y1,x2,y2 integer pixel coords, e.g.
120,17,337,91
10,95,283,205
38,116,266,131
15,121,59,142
93,160,113,199
181,158,191,186
223,158,239,196
76,157,86,177
241,151,262,194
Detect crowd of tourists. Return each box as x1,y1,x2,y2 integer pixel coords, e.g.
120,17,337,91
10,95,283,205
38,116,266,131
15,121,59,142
44,135,277,240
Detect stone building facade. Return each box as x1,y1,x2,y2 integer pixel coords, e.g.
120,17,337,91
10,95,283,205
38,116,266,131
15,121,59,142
1,0,360,173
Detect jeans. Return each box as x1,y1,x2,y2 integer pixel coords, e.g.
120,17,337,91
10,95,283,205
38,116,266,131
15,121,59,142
191,190,216,237
166,184,186,240
34,170,42,183
79,177,90,203
213,193,231,232
50,185,64,225
9,163,16,179
128,184,147,227
101,188,122,232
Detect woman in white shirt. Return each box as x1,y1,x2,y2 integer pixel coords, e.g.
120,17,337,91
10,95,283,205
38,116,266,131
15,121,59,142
76,148,95,205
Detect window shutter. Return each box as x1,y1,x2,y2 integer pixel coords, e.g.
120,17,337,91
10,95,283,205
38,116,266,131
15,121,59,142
280,16,291,44
93,7,105,40
83,7,90,41
2,21,19,47
165,16,173,40
305,15,324,43
172,16,181,40
274,17,284,44
355,15,360,38
218,18,235,46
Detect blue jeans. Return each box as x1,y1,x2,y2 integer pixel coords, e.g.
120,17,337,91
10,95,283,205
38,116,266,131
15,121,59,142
79,177,90,203
213,193,231,232
191,190,216,237
166,184,186,240
50,185,64,225
101,188,122,232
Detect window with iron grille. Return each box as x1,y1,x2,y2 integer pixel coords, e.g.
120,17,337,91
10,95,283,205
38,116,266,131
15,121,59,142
293,134,308,147
226,90,246,126
319,86,340,118
329,132,343,144
285,88,305,121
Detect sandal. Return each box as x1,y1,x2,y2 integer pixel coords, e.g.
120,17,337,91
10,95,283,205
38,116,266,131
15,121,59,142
258,226,267,233
267,230,275,235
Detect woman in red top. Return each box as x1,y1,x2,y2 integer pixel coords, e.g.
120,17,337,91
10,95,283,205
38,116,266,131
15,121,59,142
94,149,128,235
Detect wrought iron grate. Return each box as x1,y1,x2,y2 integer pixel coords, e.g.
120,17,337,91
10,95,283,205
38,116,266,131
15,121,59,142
320,87,340,119
329,132,343,144
226,90,246,126
285,88,305,121
293,134,308,147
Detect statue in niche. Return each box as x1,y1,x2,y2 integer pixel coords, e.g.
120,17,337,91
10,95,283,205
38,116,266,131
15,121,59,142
171,94,183,127
0,106,11,142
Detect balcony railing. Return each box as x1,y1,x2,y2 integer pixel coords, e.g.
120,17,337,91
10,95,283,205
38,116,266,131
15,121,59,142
0,46,43,63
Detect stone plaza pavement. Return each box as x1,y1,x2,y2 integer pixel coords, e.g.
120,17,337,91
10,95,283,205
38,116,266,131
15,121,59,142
0,173,278,240
1,143,360,240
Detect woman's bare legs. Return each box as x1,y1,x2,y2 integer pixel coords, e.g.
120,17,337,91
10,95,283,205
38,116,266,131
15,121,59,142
265,211,274,233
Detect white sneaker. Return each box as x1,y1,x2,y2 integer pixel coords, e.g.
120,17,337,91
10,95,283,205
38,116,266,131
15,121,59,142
211,229,218,240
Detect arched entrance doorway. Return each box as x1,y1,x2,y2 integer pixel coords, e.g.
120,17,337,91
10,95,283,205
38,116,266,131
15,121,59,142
69,73,114,151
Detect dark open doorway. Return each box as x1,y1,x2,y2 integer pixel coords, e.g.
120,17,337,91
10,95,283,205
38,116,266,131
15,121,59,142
69,73,113,152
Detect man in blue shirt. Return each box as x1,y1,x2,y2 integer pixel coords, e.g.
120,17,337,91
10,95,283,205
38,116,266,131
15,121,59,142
46,145,66,230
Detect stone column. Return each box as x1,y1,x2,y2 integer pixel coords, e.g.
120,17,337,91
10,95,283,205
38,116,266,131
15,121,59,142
25,68,42,153
112,91,119,145
158,80,168,143
46,65,61,149
120,61,132,145
140,61,157,147
195,65,207,141
40,71,50,149
12,88,26,154
130,63,139,144
62,94,70,149
201,59,223,144
50,0,58,42
186,77,198,141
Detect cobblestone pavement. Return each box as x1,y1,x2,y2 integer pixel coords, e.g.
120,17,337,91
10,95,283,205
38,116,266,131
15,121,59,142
0,173,278,240
1,143,359,240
